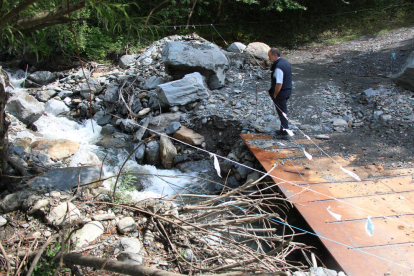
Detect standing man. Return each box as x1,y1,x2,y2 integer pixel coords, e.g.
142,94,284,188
268,48,292,139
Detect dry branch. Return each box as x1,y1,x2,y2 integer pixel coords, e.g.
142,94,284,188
57,253,183,276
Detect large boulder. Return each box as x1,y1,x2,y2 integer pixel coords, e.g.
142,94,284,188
227,42,247,53
245,42,271,67
30,139,79,160
27,71,57,85
160,135,177,169
157,72,209,107
28,166,103,190
393,51,414,91
6,91,45,124
162,41,229,89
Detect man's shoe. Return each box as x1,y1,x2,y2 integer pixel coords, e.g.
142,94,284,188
275,129,288,135
274,131,289,140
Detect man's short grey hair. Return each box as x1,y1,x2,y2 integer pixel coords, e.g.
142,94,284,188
269,48,281,57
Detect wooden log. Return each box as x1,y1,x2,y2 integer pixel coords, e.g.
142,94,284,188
59,253,183,276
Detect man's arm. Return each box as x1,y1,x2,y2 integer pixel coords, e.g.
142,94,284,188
273,83,282,98
273,68,284,98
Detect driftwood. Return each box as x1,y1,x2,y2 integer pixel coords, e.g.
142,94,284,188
62,253,183,276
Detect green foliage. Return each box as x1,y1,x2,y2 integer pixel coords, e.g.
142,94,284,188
33,242,70,276
110,167,138,204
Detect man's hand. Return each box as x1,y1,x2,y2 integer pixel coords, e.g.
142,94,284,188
273,83,282,99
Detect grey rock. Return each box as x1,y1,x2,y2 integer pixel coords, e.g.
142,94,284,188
57,90,73,99
165,121,181,135
148,92,162,109
72,221,104,248
134,143,146,164
315,134,330,140
145,140,161,166
119,118,140,133
93,212,116,221
160,135,177,169
363,88,376,97
44,99,70,116
0,216,7,227
28,199,49,215
373,110,383,120
393,51,414,91
47,202,81,226
119,54,138,69
227,42,247,53
134,116,151,142
96,136,127,149
332,118,348,127
74,68,90,80
80,79,103,99
0,190,36,214
6,91,45,124
131,98,142,114
28,166,102,191
121,237,141,253
137,46,157,66
27,71,57,85
35,90,57,102
183,248,198,262
117,252,143,265
142,76,163,90
117,217,137,234
148,112,182,134
162,41,229,89
97,114,112,126
104,82,119,102
157,72,209,107
310,267,338,276
50,191,61,198
101,125,118,135
236,161,253,179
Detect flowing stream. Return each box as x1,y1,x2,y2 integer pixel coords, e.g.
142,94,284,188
7,70,199,201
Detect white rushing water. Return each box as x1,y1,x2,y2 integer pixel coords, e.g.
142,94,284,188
7,69,198,200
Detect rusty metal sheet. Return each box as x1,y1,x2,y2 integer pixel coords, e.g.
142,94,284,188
240,133,414,276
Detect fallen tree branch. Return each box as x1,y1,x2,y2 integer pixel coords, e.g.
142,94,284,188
0,240,11,276
58,253,183,276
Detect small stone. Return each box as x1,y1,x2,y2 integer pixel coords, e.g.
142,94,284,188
44,230,52,237
121,237,141,253
32,232,42,239
93,212,116,221
0,216,7,227
72,221,104,249
117,217,137,234
47,202,81,226
315,134,330,140
28,199,49,215
117,252,143,265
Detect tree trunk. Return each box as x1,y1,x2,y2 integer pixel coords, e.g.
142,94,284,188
0,0,38,30
0,67,10,190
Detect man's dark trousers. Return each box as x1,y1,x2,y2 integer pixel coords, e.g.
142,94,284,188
272,94,290,131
